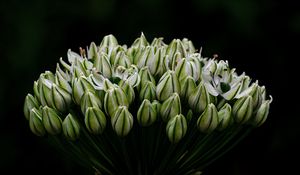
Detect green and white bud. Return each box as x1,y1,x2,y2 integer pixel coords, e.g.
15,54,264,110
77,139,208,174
113,51,131,68
189,82,210,114
80,91,102,115
87,42,98,61
197,103,219,133
24,94,39,120
251,97,272,127
33,81,40,102
138,67,156,91
29,108,46,136
104,87,129,117
166,39,187,68
72,76,95,105
152,100,161,120
100,34,118,50
182,38,196,53
85,107,107,134
217,103,232,131
137,46,155,69
151,37,165,47
55,70,72,93
42,106,62,135
156,70,181,101
180,76,197,102
175,58,199,82
131,32,149,48
39,77,53,107
119,81,135,104
111,106,133,137
160,93,181,122
139,81,156,101
94,53,113,78
52,84,72,113
137,99,157,126
233,96,253,124
62,113,80,141
166,114,187,143
148,47,165,76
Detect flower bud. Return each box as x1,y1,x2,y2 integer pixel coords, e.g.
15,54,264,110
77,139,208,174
119,81,135,105
182,38,196,53
180,76,196,102
80,91,102,114
166,39,187,66
131,32,149,48
62,113,80,141
232,96,253,124
166,114,187,143
152,100,161,120
24,94,39,120
55,70,72,93
251,97,272,127
197,103,219,133
148,48,165,76
150,37,165,47
111,106,133,137
42,106,62,135
39,77,53,107
85,107,107,134
188,82,210,114
67,49,83,64
100,34,118,49
29,108,46,136
175,58,199,82
137,99,157,126
104,87,129,117
139,81,156,101
156,70,181,101
72,76,95,105
138,67,156,91
160,93,181,122
113,51,131,68
33,81,40,102
52,84,72,113
87,42,98,61
137,46,155,69
217,103,232,131
94,53,113,78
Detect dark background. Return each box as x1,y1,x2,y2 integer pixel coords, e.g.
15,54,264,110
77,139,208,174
0,0,299,174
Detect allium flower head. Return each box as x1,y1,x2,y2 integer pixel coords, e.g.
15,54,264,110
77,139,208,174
23,33,272,175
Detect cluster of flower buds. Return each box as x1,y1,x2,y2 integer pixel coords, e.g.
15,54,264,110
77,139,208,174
24,33,272,143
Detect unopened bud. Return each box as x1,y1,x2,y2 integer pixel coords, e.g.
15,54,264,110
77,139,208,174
166,114,187,143
160,93,181,122
85,107,107,134
42,106,62,135
62,113,80,141
137,99,157,126
111,106,133,137
197,103,219,133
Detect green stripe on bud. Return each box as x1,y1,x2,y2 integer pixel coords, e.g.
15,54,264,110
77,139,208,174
166,114,187,143
156,70,181,101
80,91,102,114
100,34,118,49
138,67,156,91
55,70,72,93
62,113,80,141
113,51,132,68
137,99,157,126
85,107,107,134
111,106,133,137
233,96,253,124
94,53,113,78
139,81,156,101
104,87,129,118
24,94,39,120
42,106,62,135
188,82,210,114
197,103,219,133
180,76,197,102
87,42,98,61
251,97,272,127
29,108,46,136
39,77,53,107
160,93,181,122
131,32,149,48
217,103,232,131
52,84,72,113
119,81,135,105
72,76,95,105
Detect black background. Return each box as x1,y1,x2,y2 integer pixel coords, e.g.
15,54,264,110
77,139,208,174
0,0,299,174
